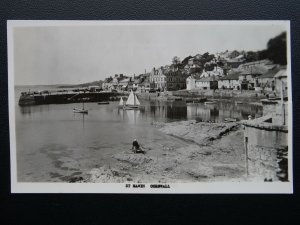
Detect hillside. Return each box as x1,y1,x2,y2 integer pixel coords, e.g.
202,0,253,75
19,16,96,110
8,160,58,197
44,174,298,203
58,80,103,88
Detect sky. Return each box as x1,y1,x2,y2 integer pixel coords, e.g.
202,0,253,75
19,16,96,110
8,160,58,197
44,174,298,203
12,21,288,85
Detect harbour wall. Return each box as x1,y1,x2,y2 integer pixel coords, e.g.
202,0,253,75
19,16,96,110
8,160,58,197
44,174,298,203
166,89,272,101
18,92,125,106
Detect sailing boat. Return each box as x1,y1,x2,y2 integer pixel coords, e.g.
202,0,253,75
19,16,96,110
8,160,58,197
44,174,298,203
124,90,140,109
73,102,88,114
118,97,124,108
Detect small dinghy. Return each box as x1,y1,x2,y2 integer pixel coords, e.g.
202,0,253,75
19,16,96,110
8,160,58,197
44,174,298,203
205,101,216,105
73,102,88,114
73,108,88,114
235,101,243,105
224,118,237,122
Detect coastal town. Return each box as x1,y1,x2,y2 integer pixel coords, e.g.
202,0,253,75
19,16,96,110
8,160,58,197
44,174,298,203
99,52,287,98
16,31,289,183
11,21,291,189
85,37,289,182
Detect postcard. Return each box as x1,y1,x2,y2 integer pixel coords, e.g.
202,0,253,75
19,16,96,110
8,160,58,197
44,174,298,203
8,20,293,193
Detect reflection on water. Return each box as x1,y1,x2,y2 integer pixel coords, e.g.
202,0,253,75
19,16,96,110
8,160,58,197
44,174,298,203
186,102,262,122
18,100,263,122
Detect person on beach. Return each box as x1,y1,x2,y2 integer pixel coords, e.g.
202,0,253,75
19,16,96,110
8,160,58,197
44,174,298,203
132,139,144,154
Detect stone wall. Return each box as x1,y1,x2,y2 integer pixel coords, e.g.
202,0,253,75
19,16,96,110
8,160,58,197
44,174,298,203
242,117,288,181
262,101,288,126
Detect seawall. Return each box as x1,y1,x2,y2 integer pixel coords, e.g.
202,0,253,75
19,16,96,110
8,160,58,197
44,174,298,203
18,92,126,106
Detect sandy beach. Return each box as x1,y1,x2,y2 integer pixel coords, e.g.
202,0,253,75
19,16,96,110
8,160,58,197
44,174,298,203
79,120,247,183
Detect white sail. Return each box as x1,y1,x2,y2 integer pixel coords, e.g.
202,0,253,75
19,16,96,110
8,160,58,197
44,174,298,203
126,90,136,106
119,97,124,106
134,94,140,105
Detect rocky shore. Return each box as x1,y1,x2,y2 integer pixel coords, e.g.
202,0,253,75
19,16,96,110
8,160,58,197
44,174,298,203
77,120,247,183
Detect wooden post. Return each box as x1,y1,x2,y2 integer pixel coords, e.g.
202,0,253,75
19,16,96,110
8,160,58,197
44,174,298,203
244,136,249,176
281,79,285,125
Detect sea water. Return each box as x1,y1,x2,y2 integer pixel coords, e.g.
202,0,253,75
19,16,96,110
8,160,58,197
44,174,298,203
14,86,262,182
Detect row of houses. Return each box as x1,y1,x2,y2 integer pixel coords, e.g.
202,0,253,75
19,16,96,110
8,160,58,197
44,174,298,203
101,55,287,95
102,73,151,93
187,60,287,96
102,66,190,92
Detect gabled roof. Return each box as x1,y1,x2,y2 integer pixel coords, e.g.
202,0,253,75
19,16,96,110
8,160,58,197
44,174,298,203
258,67,281,79
274,67,287,78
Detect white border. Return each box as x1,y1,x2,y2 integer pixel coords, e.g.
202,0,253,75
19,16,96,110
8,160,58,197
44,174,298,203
8,20,293,193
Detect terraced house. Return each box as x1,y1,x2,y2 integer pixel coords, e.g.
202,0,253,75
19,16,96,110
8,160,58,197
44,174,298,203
165,70,188,91
150,67,167,91
218,70,240,90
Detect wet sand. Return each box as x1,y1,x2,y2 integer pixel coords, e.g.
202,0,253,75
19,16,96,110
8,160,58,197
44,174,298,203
78,120,247,183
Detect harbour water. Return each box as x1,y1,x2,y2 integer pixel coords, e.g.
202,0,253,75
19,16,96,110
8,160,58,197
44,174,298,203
14,86,263,182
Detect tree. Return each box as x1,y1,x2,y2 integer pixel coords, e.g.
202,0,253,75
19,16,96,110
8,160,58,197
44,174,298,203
172,56,181,65
266,32,287,65
245,51,259,62
258,49,268,60
181,55,193,66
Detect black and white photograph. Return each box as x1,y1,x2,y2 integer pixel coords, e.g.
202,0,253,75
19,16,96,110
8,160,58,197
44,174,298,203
8,20,292,193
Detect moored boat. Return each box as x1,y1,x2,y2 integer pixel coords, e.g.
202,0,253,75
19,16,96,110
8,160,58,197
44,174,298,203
118,97,124,108
73,102,88,113
73,108,88,114
224,118,238,122
124,90,140,109
98,101,109,105
205,101,216,105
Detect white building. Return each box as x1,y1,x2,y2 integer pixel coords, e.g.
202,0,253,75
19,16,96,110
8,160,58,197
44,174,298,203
274,67,288,97
200,66,224,78
186,76,196,90
195,76,219,90
218,71,240,90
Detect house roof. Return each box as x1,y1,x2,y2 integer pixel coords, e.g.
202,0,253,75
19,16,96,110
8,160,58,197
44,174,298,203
141,77,150,84
219,71,241,80
119,78,129,83
240,65,267,75
236,55,244,59
190,73,201,79
240,59,272,67
196,76,219,82
227,58,244,63
258,67,280,79
274,68,287,78
167,70,184,76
